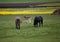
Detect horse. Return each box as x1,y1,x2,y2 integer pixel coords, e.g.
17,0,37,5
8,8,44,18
24,16,31,24
34,16,43,27
15,17,21,29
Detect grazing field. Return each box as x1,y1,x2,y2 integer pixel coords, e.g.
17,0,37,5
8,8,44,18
36,3,60,6
0,0,60,3
0,14,60,42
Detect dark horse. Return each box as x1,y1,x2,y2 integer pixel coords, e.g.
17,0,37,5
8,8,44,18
15,17,21,29
34,16,43,27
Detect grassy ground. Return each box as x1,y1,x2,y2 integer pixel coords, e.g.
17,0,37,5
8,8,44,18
37,3,60,6
0,0,60,3
0,14,60,42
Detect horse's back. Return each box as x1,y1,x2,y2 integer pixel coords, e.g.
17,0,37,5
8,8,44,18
34,16,43,21
15,17,21,24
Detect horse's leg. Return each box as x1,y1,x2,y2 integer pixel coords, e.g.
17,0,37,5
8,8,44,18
16,23,18,29
35,22,38,27
19,24,20,29
16,23,20,29
39,22,40,27
41,20,43,27
17,24,20,29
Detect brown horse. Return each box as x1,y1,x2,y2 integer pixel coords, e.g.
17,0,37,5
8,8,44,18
15,17,21,29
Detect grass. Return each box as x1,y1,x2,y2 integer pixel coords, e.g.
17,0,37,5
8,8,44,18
37,3,60,6
0,14,60,42
0,0,60,3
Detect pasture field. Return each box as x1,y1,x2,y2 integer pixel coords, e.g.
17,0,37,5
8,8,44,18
0,14,60,42
0,0,60,3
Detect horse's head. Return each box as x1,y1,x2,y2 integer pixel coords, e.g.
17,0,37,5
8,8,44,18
24,16,30,20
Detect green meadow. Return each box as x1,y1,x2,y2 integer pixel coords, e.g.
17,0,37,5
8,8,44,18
0,0,60,3
0,14,60,42
0,0,60,42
